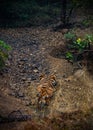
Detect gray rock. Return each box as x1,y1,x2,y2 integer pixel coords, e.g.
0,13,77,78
17,91,25,98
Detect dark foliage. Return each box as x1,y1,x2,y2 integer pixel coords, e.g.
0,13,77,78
0,0,92,27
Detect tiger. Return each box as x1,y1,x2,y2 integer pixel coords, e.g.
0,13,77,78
37,74,57,109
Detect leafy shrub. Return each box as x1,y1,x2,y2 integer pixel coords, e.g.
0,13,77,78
0,40,11,69
64,32,93,61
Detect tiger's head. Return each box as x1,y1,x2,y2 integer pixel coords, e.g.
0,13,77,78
39,74,57,87
48,74,57,87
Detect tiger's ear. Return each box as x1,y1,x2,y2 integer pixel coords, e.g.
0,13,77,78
39,73,45,80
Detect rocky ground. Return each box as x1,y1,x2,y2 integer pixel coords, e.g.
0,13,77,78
0,26,93,130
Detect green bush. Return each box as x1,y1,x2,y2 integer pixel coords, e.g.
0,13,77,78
64,33,93,62
0,40,11,69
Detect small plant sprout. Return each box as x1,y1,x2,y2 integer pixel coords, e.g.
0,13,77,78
66,52,73,61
